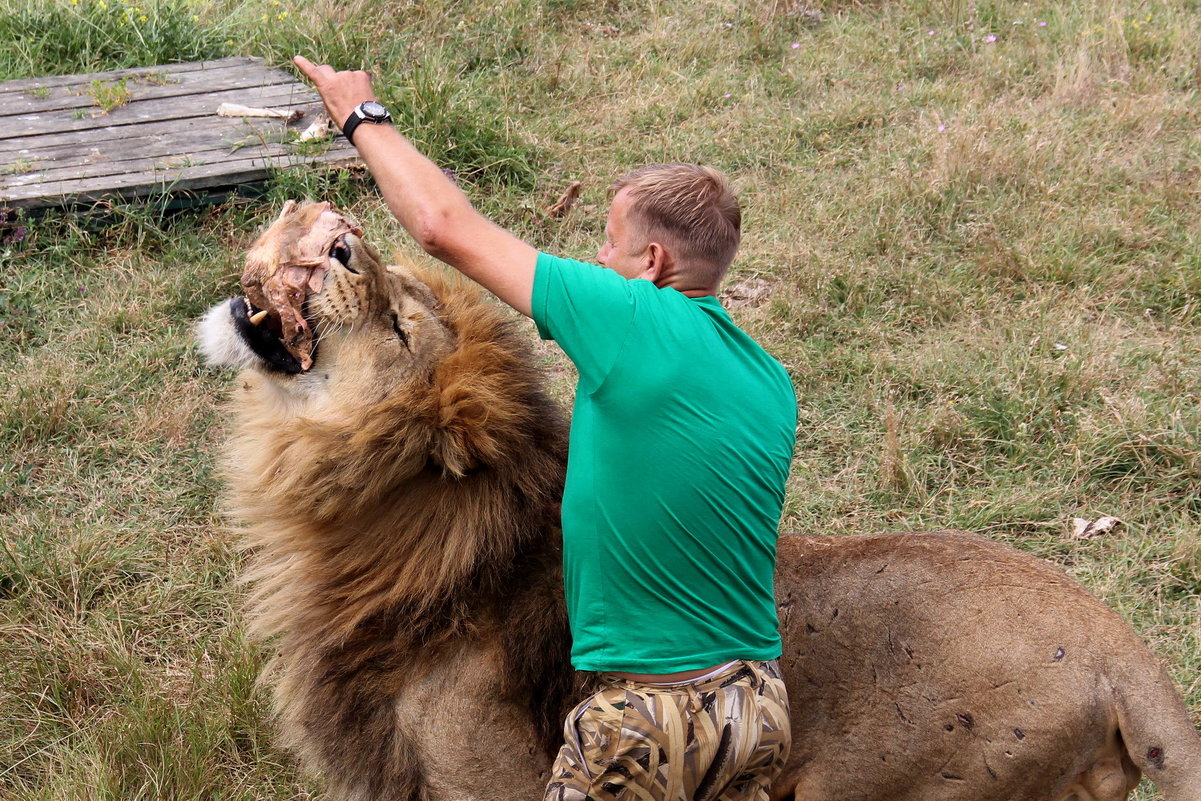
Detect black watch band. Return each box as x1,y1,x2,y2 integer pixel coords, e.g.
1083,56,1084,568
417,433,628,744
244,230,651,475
342,101,392,146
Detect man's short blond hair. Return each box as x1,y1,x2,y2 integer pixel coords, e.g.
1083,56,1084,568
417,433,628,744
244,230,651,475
610,164,741,286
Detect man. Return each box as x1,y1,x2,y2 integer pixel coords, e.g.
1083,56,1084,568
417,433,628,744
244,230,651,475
295,56,798,801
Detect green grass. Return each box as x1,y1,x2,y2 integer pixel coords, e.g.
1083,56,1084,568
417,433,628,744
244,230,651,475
0,0,230,76
1,0,1199,798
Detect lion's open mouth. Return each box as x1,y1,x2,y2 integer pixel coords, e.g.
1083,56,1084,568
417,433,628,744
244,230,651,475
233,233,355,374
230,295,311,374
239,202,362,372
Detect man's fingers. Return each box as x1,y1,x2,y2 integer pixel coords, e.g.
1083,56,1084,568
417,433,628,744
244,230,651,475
291,56,376,127
293,55,334,85
293,55,316,79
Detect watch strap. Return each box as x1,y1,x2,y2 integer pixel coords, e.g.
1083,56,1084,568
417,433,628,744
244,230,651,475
341,102,391,146
342,108,365,146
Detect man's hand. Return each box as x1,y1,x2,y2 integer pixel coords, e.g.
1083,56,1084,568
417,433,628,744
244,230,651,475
293,56,375,133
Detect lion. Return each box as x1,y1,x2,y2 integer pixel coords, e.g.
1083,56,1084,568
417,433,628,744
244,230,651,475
197,201,1201,801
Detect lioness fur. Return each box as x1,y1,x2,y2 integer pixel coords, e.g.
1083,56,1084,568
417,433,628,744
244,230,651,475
200,202,1200,801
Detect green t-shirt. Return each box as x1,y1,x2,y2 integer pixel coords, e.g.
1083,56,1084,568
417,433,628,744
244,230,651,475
532,253,797,673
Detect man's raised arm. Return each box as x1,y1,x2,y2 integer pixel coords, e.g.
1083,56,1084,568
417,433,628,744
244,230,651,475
294,56,537,317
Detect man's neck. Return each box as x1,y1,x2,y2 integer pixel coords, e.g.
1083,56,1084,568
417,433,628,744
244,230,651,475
653,276,717,297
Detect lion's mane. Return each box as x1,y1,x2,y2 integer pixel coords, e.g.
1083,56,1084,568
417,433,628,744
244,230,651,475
222,267,575,799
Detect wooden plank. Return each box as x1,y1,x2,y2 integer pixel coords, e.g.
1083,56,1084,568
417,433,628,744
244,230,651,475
0,146,347,198
1,148,360,207
0,56,258,93
0,58,360,210
0,97,323,159
0,111,329,167
2,83,318,141
1,61,297,117
1,138,355,189
0,89,321,157
0,58,267,103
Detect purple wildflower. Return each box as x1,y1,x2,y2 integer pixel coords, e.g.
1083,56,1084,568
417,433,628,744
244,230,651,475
983,34,997,43
0,208,26,245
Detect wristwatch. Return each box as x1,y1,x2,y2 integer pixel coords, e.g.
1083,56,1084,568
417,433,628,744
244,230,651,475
342,100,392,146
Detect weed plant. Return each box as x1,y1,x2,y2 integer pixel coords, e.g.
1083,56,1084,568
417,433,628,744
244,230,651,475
0,0,230,77
1,0,1198,799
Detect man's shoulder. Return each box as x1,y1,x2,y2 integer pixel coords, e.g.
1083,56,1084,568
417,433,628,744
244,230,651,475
536,252,630,296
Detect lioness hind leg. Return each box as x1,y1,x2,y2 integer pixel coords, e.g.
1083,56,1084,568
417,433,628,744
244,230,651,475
1110,655,1201,801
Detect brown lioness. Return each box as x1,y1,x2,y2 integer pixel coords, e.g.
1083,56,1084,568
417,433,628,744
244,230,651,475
198,202,1201,801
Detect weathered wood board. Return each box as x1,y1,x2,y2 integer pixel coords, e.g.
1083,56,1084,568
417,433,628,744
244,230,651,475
0,57,360,210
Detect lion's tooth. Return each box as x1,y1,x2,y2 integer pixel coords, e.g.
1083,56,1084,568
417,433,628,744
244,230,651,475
250,309,269,325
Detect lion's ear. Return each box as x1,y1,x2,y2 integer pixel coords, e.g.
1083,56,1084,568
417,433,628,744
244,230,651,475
430,357,513,478
275,199,298,221
432,431,480,477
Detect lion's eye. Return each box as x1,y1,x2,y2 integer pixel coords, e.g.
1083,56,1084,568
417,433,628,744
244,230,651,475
392,314,410,350
330,240,355,272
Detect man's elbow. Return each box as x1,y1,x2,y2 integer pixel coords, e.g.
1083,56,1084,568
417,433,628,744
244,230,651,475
412,207,463,261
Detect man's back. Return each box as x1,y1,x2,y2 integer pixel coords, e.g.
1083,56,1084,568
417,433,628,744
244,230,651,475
532,253,797,674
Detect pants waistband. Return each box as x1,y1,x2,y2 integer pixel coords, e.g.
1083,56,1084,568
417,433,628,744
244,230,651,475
601,659,777,694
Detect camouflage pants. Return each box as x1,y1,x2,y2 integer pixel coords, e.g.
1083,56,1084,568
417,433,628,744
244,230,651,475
544,660,791,801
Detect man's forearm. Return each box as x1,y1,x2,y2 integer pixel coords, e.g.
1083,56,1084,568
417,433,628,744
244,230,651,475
292,55,539,316
349,122,476,256
290,55,476,255
350,123,537,317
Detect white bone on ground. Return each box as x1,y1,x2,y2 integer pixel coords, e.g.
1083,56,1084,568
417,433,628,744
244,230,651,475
216,102,296,119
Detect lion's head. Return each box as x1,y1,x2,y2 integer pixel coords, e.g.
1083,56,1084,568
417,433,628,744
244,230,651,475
199,199,569,513
199,200,458,413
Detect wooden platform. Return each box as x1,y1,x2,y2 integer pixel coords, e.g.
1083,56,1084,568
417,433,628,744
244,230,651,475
0,57,360,210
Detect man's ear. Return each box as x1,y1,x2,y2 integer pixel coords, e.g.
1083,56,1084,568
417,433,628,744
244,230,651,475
640,241,670,284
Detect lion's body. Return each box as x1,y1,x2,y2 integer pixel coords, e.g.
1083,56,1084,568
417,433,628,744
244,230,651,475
200,203,1200,801
775,532,1200,801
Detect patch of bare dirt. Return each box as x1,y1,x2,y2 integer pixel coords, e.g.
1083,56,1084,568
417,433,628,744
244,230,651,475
720,276,778,309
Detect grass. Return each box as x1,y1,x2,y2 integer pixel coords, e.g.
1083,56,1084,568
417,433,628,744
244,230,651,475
0,0,230,76
86,77,132,113
1,0,1198,798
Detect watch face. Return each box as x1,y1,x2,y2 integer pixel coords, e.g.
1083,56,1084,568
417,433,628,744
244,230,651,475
360,101,388,120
